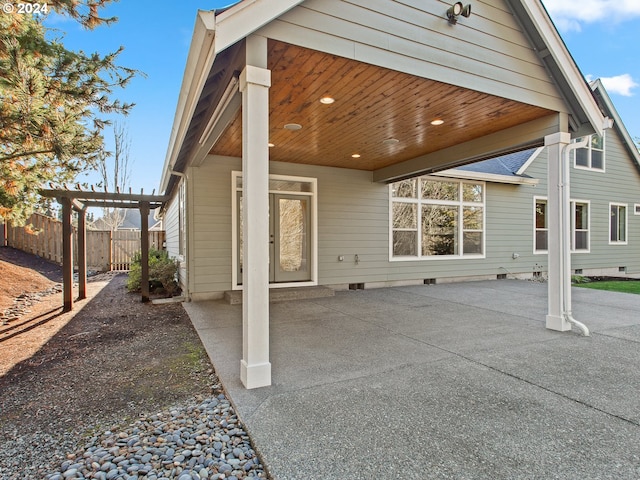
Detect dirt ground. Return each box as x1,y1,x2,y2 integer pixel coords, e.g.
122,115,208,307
0,246,215,474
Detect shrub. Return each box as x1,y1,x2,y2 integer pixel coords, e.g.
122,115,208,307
127,248,179,296
571,275,591,284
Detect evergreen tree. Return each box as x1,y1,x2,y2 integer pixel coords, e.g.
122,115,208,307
0,1,138,225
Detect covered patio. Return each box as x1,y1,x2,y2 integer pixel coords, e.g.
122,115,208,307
185,280,640,479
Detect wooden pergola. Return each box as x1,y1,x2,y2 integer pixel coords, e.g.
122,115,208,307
40,188,169,311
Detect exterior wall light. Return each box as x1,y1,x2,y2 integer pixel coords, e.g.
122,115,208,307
447,2,471,25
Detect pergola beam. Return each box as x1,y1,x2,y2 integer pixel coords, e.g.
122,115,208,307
43,190,169,203
39,188,169,310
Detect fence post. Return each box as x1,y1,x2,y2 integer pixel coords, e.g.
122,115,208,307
140,202,150,302
77,209,87,300
61,198,74,312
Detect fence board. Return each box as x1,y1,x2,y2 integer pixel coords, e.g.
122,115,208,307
4,213,165,272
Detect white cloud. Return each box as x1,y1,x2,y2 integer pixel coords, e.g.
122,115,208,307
542,0,640,31
588,74,639,96
601,74,639,96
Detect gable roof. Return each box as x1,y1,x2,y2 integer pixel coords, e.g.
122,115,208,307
435,148,540,185
590,79,640,170
160,0,606,196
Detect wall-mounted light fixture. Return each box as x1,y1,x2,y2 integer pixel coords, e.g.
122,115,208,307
447,2,471,25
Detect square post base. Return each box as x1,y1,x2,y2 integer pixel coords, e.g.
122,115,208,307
546,314,572,332
241,360,272,389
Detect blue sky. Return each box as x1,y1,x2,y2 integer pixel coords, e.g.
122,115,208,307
47,0,640,194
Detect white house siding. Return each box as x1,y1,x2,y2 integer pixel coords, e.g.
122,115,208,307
163,194,187,290
257,0,567,112
514,128,640,276
177,126,640,300
188,157,238,298
186,155,546,298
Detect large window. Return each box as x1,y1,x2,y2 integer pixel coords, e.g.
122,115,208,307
534,198,589,252
574,134,605,171
610,203,627,244
391,178,484,259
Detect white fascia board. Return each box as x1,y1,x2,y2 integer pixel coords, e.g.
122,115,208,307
160,10,217,194
520,0,605,137
214,0,304,54
516,147,544,175
433,170,539,185
590,79,640,169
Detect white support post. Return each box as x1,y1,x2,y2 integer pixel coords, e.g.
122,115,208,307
240,36,272,389
545,132,572,331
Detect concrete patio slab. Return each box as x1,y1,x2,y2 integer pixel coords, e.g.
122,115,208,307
184,279,640,479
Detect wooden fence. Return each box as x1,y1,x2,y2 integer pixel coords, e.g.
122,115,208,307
3,213,165,271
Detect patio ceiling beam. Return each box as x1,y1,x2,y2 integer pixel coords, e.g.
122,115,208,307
373,114,563,183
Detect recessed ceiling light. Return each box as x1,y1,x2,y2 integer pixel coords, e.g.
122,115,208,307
268,142,275,147
320,96,335,104
351,153,361,158
383,138,399,145
284,123,302,131
430,119,445,126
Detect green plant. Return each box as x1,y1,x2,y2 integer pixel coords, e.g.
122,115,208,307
571,275,591,284
127,248,179,296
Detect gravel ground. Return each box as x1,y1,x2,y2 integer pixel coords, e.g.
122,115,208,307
0,257,269,480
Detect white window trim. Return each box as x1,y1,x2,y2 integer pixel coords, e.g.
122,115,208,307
571,199,590,253
634,204,640,216
573,134,606,172
231,171,318,290
533,197,590,254
609,202,628,245
389,177,486,261
533,196,548,255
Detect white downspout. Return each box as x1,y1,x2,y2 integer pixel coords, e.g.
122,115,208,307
561,138,590,336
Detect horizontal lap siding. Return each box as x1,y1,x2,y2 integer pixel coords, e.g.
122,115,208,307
189,157,239,296
517,130,640,275
189,156,551,296
568,132,640,274
258,0,565,111
163,196,187,290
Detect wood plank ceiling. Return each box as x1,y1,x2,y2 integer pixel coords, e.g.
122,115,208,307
210,39,553,171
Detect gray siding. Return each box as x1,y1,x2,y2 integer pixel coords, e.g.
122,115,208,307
515,128,640,275
186,124,640,299
163,193,187,290
257,0,566,112
187,155,542,298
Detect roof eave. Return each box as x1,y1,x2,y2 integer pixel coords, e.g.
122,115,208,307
511,0,606,137
160,10,218,195
590,79,640,169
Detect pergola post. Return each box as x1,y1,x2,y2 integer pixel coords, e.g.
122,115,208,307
140,201,150,303
77,207,87,300
240,35,272,389
545,131,572,331
61,197,74,312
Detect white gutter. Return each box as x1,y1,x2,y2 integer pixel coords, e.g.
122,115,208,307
560,138,590,336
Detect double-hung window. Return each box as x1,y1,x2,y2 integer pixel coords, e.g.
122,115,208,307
534,198,548,252
534,198,590,252
391,178,484,259
572,201,590,252
610,203,627,244
574,134,605,171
